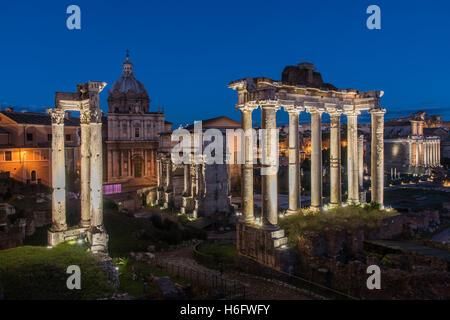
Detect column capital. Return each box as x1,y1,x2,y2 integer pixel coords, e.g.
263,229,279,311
369,108,387,115
283,105,304,114
80,108,91,125
306,107,324,115
343,110,361,117
48,109,66,125
260,101,280,110
236,103,258,112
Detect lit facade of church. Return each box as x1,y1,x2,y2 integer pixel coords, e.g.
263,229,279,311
104,54,172,188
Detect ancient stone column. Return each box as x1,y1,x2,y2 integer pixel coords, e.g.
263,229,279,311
180,162,191,214
329,112,341,206
437,140,440,166
408,142,412,166
80,108,91,228
89,115,104,228
261,104,280,229
238,105,257,223
370,109,386,206
156,156,162,204
415,141,419,167
424,142,428,167
358,135,364,191
310,109,323,210
164,158,173,208
285,108,301,214
49,109,67,232
345,111,360,203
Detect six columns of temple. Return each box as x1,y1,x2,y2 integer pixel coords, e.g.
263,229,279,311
237,104,387,224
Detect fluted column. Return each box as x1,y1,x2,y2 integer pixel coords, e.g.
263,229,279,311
238,105,257,223
285,107,301,214
89,116,104,228
49,109,67,232
310,109,323,210
345,111,360,204
370,109,386,206
415,141,419,167
261,103,280,229
329,112,341,206
80,108,91,227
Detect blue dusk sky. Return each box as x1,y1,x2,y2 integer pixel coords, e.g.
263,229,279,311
0,0,449,127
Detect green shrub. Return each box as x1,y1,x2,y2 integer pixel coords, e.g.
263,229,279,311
279,205,397,247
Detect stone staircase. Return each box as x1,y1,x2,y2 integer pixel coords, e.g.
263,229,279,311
271,229,288,248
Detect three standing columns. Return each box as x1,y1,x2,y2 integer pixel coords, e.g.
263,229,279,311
286,108,301,214
346,111,360,204
309,110,323,210
261,104,280,229
329,112,342,206
239,105,257,223
370,108,386,206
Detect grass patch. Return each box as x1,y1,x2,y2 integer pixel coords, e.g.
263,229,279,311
195,243,238,271
116,257,193,298
279,204,398,247
0,245,115,300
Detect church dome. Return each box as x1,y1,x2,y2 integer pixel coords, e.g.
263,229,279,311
109,52,149,99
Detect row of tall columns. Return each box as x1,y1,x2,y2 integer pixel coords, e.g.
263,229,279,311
409,139,441,167
48,100,105,232
238,103,386,225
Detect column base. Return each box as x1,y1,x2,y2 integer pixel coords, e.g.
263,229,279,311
163,192,173,209
87,228,109,254
285,209,299,215
309,206,321,212
236,221,288,270
47,226,88,247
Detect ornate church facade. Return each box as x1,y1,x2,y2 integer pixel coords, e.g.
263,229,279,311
104,54,171,189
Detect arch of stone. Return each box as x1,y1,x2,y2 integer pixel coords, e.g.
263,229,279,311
228,75,386,269
47,81,109,254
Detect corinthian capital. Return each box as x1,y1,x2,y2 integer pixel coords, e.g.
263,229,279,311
48,109,65,125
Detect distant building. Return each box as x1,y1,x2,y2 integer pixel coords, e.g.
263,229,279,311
384,111,444,175
0,109,80,186
104,53,172,191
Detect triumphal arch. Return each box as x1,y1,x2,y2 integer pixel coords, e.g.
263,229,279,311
47,81,109,254
228,63,386,269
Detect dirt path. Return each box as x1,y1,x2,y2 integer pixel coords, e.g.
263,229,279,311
155,246,314,300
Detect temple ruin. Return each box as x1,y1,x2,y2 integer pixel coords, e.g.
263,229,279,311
228,63,386,269
47,81,109,254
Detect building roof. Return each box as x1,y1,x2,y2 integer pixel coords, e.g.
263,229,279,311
1,111,80,126
185,116,241,130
